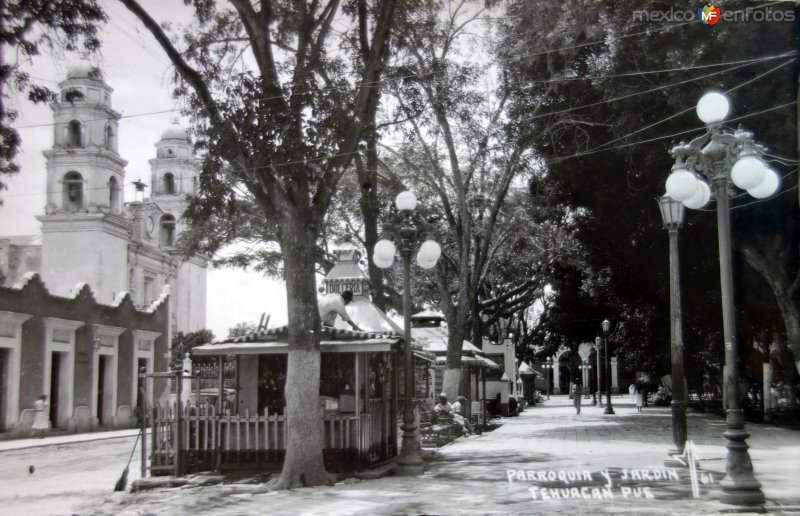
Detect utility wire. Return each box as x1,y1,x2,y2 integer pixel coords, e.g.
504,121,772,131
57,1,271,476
13,51,791,131
549,100,796,164
554,58,796,160
514,59,788,125
3,99,795,201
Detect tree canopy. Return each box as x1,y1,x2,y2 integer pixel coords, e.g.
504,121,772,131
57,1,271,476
0,0,106,200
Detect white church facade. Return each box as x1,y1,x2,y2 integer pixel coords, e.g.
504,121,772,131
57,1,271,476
1,58,207,336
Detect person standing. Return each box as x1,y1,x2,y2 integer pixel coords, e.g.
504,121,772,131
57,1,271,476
634,381,645,412
571,383,582,414
32,395,50,438
318,290,361,331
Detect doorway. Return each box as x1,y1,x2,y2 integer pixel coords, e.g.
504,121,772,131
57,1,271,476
49,352,61,428
0,349,7,431
97,356,106,426
136,358,147,417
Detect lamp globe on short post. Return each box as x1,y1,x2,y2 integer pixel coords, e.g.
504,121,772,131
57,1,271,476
373,191,441,476
663,92,774,505
602,319,614,414
658,194,689,467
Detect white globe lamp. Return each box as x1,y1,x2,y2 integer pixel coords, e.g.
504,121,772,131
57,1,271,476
696,92,730,125
373,239,396,269
374,239,396,261
731,156,766,190
373,253,394,269
665,168,699,202
747,168,780,199
682,180,711,209
395,191,417,212
416,240,441,269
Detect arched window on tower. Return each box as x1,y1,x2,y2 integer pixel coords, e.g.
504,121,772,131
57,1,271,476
63,171,84,211
104,124,116,151
66,120,83,147
108,176,121,213
160,214,176,247
163,172,176,195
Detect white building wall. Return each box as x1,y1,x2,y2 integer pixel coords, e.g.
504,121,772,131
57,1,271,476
39,220,129,304
176,260,207,332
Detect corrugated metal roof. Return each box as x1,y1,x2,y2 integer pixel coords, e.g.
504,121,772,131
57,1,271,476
410,325,482,354
324,261,365,280
223,324,398,343
193,324,434,360
434,355,501,370
332,298,402,333
193,338,398,356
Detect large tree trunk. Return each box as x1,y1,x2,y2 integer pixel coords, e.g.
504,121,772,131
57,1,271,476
357,116,386,310
740,240,800,375
268,214,333,490
443,304,470,400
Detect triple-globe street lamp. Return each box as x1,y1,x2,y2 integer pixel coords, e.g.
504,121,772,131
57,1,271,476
663,92,776,505
373,191,442,476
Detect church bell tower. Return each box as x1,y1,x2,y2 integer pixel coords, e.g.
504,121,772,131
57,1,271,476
37,56,132,303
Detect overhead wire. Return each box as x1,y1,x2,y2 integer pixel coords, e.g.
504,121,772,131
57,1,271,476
3,96,794,201
4,2,795,200
514,59,791,125
555,57,796,159
12,50,791,131
12,0,794,131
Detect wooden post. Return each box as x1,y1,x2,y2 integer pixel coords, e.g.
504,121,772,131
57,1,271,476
216,355,223,472
139,382,147,479
481,367,487,427
175,371,183,476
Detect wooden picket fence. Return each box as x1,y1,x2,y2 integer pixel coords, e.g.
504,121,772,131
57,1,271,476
149,400,391,475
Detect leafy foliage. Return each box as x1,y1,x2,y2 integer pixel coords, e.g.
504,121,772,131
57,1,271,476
227,321,257,339
171,329,215,370
119,0,401,489
0,0,106,200
497,0,797,384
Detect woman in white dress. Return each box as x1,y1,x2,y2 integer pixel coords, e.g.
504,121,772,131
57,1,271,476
32,395,50,438
634,383,644,413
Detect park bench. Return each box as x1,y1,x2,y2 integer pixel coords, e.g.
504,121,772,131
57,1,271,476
418,409,463,447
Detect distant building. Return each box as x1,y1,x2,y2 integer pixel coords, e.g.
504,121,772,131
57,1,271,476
0,56,207,336
0,274,169,435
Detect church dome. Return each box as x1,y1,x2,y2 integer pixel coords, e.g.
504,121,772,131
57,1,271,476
67,58,100,80
160,119,188,141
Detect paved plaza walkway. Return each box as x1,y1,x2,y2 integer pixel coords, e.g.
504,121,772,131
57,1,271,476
6,395,795,514
87,394,800,515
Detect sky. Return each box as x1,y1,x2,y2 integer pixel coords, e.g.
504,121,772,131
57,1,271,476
0,1,288,340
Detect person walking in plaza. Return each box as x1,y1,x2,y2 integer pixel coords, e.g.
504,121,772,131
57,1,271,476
571,383,582,414
318,290,361,331
32,395,50,438
634,381,645,412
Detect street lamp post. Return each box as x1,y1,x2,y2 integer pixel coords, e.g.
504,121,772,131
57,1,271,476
594,336,603,407
658,194,689,467
544,357,552,400
602,319,614,414
373,191,441,477
664,93,775,505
